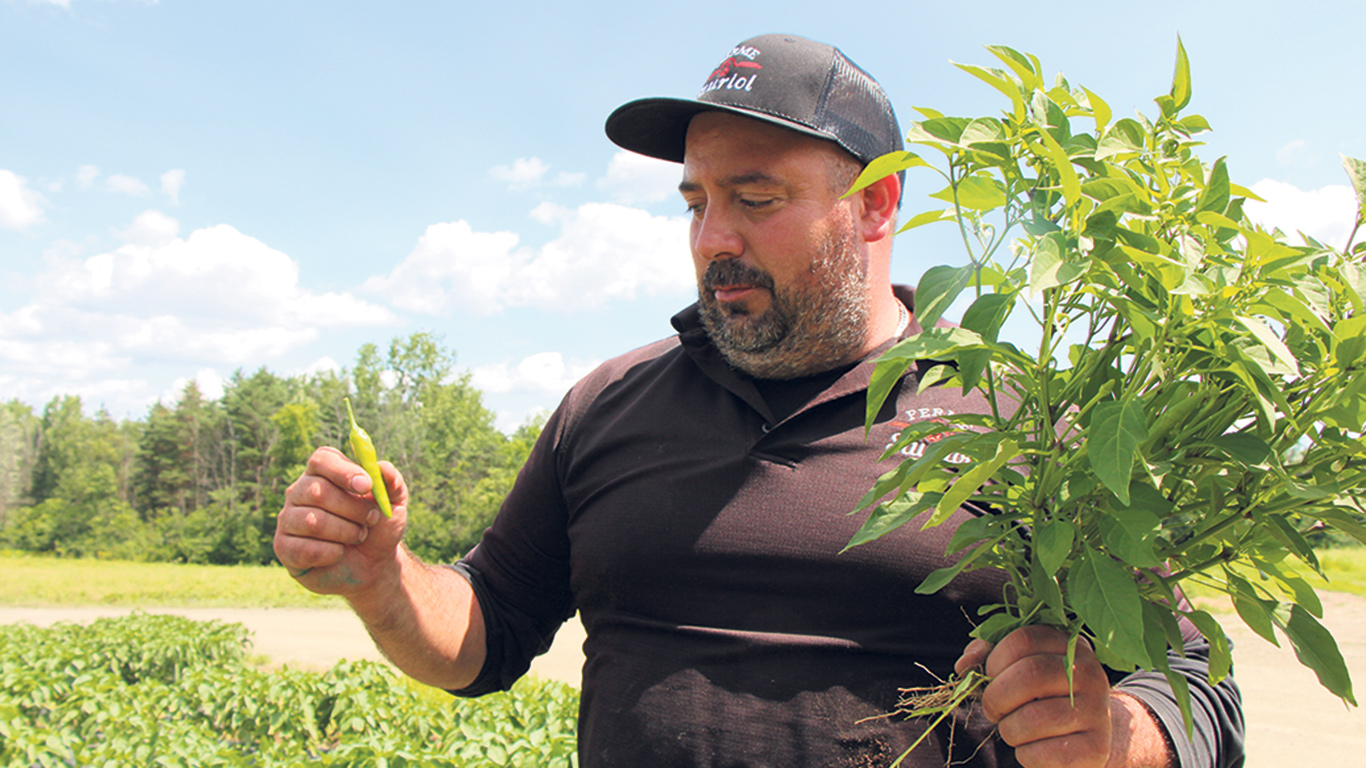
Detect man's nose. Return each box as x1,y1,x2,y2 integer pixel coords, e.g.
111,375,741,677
692,206,744,262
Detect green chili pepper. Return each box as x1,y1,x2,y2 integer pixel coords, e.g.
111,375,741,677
344,397,392,518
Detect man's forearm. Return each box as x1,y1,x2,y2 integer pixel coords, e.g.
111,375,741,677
346,545,487,690
1108,692,1175,768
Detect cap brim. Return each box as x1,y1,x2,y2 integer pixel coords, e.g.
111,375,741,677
605,96,845,164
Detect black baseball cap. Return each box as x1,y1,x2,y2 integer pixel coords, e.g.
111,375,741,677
605,34,902,167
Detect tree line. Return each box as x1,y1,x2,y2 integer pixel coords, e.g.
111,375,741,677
0,333,543,566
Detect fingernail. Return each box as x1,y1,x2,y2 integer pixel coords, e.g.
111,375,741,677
350,475,369,494
367,508,381,526
357,525,368,544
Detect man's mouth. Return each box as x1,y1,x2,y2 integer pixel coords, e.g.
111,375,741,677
712,284,763,302
703,261,775,306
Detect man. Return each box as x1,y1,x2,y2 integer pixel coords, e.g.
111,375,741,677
275,34,1244,767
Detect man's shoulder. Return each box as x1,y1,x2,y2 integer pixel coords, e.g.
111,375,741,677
563,335,686,411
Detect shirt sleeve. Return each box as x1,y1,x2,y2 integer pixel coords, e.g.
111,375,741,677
446,405,578,698
1112,621,1246,768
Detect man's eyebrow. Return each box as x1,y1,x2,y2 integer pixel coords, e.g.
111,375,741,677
678,172,784,195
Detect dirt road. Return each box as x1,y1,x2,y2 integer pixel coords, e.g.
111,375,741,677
4,594,1362,766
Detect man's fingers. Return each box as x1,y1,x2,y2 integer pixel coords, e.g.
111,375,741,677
982,647,1109,718
274,528,346,573
278,502,370,546
287,469,379,526
955,637,993,676
982,625,1093,678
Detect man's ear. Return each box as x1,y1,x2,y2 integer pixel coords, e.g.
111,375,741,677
852,172,901,243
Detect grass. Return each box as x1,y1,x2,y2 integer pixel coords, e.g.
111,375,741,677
0,551,346,609
5,546,1366,611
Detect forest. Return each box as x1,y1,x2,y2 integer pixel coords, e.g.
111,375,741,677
0,332,543,566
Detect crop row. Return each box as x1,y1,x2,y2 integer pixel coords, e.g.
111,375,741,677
0,613,578,767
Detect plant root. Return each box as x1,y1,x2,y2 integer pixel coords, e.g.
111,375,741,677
861,668,993,768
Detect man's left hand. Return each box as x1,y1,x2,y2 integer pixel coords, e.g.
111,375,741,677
955,625,1171,768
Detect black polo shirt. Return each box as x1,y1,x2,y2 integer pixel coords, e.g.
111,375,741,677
454,286,1243,768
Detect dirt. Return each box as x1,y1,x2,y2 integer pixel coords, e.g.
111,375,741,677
4,595,1362,766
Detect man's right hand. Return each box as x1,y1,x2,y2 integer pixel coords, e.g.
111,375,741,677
274,445,408,599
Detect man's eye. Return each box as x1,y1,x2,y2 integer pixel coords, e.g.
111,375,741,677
740,197,775,209
684,201,705,216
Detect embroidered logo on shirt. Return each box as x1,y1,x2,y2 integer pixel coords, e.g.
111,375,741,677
884,409,973,464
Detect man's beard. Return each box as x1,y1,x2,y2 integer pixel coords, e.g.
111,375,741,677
697,218,870,380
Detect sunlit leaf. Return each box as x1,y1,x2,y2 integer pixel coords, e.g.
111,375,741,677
1235,315,1301,376
847,151,934,196
1166,36,1192,113
930,175,1007,212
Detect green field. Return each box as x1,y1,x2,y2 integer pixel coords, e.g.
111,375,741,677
0,552,346,608
5,547,1366,609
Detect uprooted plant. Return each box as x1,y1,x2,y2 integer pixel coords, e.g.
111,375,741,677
845,39,1366,763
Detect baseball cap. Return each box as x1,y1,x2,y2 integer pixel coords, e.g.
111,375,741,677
605,34,902,167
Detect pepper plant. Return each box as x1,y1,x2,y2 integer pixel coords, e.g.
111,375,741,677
846,39,1366,739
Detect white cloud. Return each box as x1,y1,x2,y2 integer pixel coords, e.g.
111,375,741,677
1276,140,1308,167
160,169,185,205
598,150,681,205
1244,179,1357,248
1,215,398,390
107,173,150,196
490,157,550,189
160,368,226,406
0,170,45,229
469,351,599,395
115,209,180,247
75,165,100,189
365,202,693,315
489,157,586,190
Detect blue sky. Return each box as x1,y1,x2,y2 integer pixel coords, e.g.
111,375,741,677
3,0,1363,431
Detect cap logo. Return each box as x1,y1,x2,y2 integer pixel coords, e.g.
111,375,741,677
700,45,763,96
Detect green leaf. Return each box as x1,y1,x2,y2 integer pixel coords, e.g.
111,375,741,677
1182,609,1233,684
1235,315,1301,376
1034,520,1076,576
960,291,1015,343
846,151,933,196
897,208,954,234
1163,669,1196,739
1099,486,1163,568
1313,506,1366,547
970,611,1021,644
908,117,970,147
1196,157,1230,215
1031,546,1066,622
1274,603,1357,706
929,438,1019,528
1201,433,1273,466
985,45,1043,91
1035,129,1081,209
866,329,982,430
1029,232,1086,297
914,264,975,331
1343,155,1366,221
1169,36,1193,113
1081,85,1111,133
955,63,1026,118
1088,399,1149,505
1070,546,1150,668
1225,571,1280,646
931,175,1007,212
844,492,938,550
1095,119,1146,161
